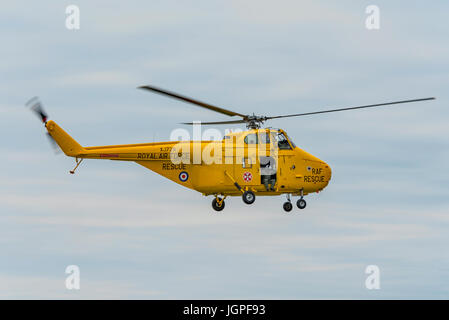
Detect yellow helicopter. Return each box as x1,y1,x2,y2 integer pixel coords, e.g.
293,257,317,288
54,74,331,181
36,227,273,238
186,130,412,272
27,87,435,212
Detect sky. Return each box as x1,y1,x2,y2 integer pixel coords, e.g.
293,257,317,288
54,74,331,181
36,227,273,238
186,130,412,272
1,1,448,299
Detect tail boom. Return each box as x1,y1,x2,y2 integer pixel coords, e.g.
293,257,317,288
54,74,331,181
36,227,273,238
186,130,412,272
45,120,84,157
45,120,184,161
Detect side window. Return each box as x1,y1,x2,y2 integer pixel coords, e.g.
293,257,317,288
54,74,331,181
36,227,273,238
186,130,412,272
244,134,258,144
259,132,270,144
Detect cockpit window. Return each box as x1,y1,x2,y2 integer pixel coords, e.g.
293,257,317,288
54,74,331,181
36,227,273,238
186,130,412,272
284,132,296,148
274,131,294,150
277,133,291,150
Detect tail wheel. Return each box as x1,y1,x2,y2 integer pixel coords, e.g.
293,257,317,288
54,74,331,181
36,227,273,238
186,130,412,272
297,199,306,209
212,198,225,211
283,201,293,212
242,191,256,205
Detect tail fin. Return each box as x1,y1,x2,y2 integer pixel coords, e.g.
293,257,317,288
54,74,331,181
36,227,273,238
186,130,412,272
45,120,84,156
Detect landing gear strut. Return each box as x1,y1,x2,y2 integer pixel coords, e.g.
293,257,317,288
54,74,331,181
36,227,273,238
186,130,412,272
69,158,83,174
296,189,306,209
283,194,293,212
212,196,226,212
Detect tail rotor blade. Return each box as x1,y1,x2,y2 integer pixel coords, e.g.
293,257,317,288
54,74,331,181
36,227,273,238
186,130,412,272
46,132,62,154
26,97,60,154
26,97,48,123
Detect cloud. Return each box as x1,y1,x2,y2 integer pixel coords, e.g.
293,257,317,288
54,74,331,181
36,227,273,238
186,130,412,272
53,71,140,87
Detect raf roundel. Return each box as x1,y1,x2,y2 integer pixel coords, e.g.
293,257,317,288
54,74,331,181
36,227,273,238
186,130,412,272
179,171,189,182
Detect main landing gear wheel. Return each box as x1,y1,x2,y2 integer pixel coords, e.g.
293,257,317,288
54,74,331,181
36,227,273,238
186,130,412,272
242,191,256,205
283,202,293,212
297,198,306,209
212,198,225,211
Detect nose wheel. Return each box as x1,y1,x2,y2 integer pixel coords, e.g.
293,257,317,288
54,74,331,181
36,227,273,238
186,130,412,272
283,201,293,212
283,192,307,212
297,189,306,209
296,198,306,209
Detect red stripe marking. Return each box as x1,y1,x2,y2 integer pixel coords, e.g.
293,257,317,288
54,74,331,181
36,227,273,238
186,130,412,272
100,154,119,158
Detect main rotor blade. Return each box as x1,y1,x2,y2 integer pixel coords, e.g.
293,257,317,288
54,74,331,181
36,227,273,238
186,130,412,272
181,119,247,125
265,97,436,120
138,85,247,118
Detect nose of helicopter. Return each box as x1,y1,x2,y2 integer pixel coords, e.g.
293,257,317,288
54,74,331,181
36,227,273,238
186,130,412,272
324,163,332,183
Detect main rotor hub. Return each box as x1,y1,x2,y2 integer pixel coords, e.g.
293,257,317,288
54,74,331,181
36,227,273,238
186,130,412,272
245,115,266,129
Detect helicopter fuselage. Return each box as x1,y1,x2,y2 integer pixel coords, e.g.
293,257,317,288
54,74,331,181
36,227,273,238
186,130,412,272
46,121,331,198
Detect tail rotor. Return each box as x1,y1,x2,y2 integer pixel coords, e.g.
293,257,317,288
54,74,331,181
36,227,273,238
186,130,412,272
26,97,61,154
26,96,48,124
